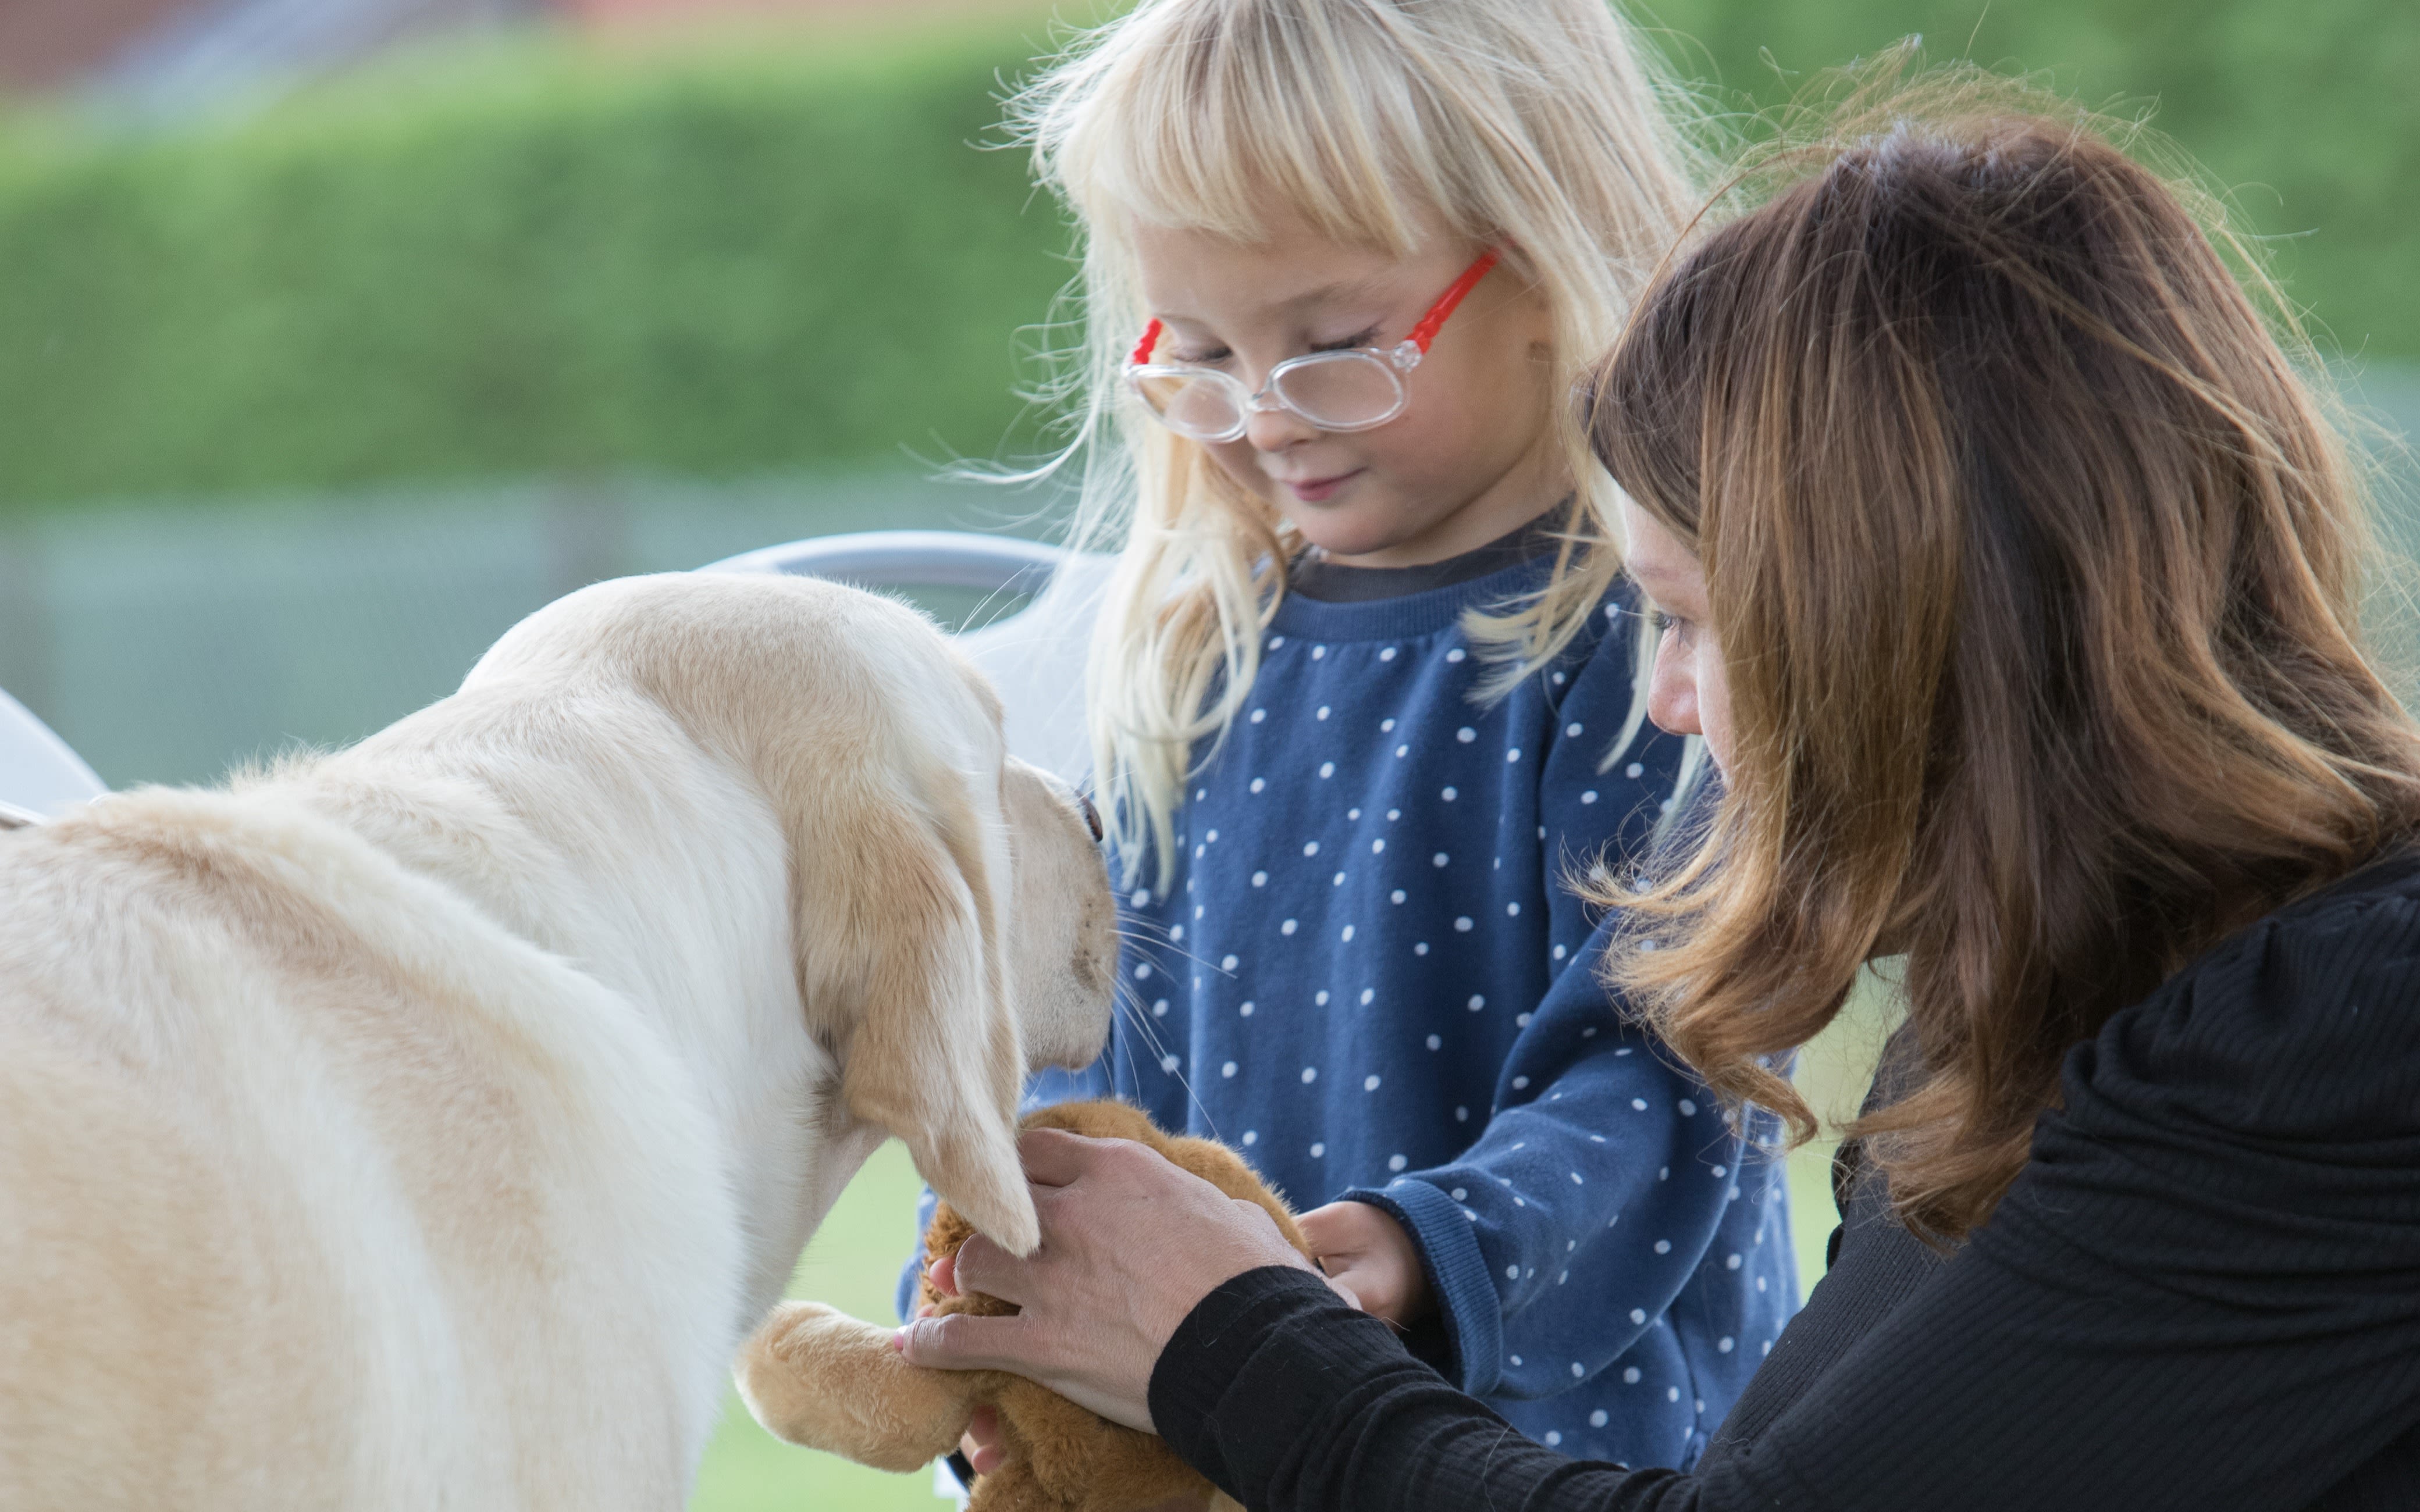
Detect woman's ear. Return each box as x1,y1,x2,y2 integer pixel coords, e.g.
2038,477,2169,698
806,775,1040,1257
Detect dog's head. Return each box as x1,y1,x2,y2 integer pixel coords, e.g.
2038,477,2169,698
467,572,1116,1257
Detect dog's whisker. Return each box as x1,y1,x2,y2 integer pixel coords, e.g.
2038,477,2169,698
1153,1057,1224,1146
1109,1009,1151,1107
1102,982,1228,1147
1108,987,1156,1045
1109,985,1175,1060
1112,911,1177,942
1111,923,1235,982
1112,994,1173,1063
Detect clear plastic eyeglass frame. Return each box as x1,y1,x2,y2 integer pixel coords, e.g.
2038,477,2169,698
1123,249,1500,444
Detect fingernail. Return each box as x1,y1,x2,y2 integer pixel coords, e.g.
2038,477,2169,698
890,1328,907,1353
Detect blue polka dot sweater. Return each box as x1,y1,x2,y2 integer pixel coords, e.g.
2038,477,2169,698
905,550,1798,1470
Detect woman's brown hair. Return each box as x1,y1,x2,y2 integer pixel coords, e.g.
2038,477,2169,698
1587,67,2420,1243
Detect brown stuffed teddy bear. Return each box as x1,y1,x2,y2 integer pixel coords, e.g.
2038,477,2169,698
736,1100,1311,1512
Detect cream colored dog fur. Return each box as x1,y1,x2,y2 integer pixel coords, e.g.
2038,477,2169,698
0,572,1116,1509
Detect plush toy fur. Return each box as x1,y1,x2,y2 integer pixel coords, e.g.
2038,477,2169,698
737,1100,1311,1512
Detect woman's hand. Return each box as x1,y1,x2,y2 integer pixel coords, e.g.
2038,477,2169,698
917,1255,1014,1474
895,1127,1325,1432
1297,1201,1431,1326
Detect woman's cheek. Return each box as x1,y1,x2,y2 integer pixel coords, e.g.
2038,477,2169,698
1695,642,1735,777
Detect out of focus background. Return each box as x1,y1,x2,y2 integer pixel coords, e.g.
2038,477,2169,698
2,2,2411,1507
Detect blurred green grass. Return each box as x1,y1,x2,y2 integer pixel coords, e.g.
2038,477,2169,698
691,1140,939,1512
1777,971,1907,1292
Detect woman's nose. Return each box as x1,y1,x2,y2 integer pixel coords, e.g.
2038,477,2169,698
1646,643,1700,738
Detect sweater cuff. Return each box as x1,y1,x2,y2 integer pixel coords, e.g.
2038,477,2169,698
1340,1181,1503,1397
1148,1265,1406,1497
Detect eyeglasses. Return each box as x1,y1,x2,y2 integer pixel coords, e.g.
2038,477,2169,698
1123,249,1500,443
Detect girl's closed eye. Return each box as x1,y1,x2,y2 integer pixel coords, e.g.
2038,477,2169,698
1170,325,1385,367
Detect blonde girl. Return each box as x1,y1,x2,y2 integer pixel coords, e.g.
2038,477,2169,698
917,0,1795,1475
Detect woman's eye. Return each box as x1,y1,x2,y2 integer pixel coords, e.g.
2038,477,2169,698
1170,347,1232,367
1659,616,1695,649
1312,326,1381,353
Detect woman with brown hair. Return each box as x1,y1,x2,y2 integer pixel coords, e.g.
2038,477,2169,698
899,76,2420,1510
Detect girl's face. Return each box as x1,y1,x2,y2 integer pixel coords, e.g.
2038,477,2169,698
1131,217,1561,568
1619,498,1733,776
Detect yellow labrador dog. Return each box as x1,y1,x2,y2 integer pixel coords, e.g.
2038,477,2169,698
0,572,1115,1509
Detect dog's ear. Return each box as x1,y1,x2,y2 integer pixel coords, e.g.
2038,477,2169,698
814,770,1038,1258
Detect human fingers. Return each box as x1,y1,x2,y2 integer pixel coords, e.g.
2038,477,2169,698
950,1232,1040,1308
1316,1251,1403,1321
959,1404,1005,1475
920,1150,1326,1434
1013,1125,1118,1188
926,1251,959,1299
1297,1198,1392,1257
1231,1198,1322,1276
896,1308,1042,1375
1294,1199,1423,1319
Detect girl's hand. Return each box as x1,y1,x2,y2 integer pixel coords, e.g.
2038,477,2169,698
895,1128,1326,1432
1297,1201,1433,1326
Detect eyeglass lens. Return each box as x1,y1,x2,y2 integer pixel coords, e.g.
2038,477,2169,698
1275,353,1403,428
1137,351,1404,439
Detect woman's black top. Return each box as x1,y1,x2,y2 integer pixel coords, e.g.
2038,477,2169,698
1147,850,2420,1510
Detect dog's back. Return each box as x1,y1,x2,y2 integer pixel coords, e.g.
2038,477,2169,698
0,782,734,1509
0,570,1117,1509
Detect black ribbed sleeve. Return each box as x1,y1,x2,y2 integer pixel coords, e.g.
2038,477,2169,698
1147,855,2420,1512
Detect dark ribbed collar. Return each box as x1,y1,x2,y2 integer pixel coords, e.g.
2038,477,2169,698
1287,508,1564,605
1268,508,1568,642
1266,545,1557,642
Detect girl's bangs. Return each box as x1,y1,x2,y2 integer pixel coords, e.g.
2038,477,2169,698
1052,8,1458,256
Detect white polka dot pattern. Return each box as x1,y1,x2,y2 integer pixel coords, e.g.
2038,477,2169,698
1055,576,1789,1468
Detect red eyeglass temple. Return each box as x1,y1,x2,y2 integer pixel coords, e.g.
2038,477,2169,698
1127,248,1501,367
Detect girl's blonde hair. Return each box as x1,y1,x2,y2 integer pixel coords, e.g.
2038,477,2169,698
1009,0,1706,885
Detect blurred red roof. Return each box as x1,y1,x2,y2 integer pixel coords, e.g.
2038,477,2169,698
2,0,1056,99
0,0,201,92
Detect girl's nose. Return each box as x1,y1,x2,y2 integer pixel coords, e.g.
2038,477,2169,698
1243,404,1319,452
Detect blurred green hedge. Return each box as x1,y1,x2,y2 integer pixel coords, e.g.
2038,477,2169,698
1652,0,2420,365
0,30,1074,511
0,2,2412,511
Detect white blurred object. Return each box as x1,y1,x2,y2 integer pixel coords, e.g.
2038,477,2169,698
702,530,1110,787
0,687,106,828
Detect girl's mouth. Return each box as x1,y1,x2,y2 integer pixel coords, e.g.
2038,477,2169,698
1283,469,1364,504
